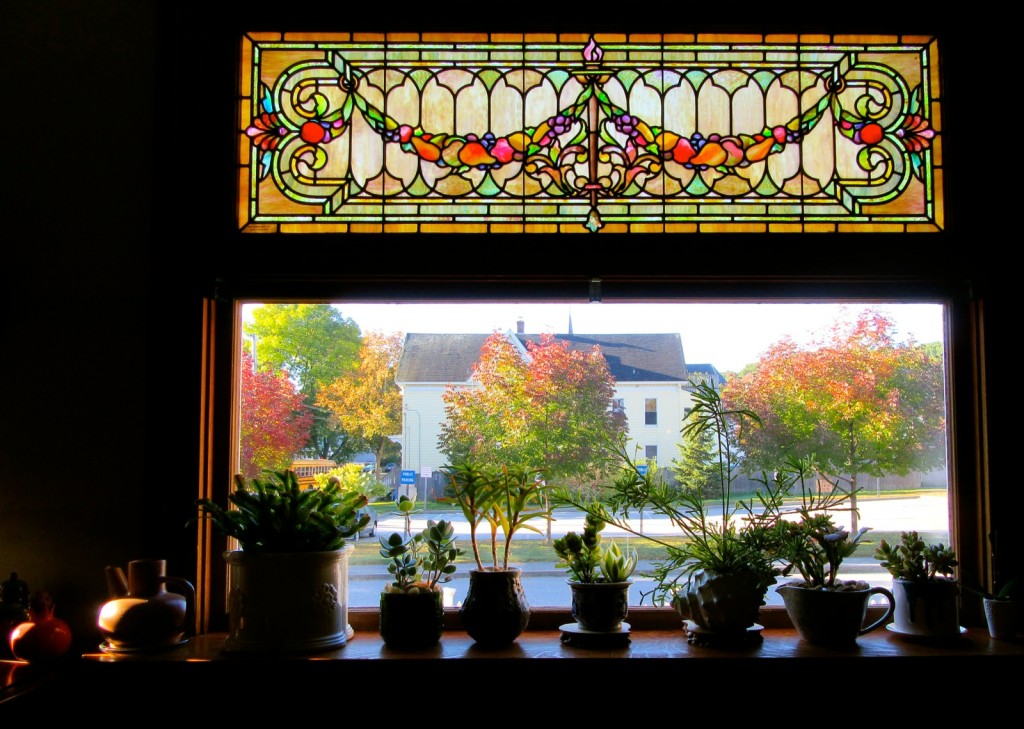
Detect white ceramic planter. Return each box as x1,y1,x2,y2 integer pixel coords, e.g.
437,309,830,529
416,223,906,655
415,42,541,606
223,545,353,653
891,577,961,637
983,598,1017,640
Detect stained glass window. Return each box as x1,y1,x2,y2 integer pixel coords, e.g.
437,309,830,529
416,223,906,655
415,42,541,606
238,32,941,233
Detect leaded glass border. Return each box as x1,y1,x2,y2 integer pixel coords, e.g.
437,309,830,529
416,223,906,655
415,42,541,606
238,32,942,233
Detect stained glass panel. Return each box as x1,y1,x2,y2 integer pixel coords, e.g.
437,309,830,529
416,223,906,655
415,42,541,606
238,32,942,233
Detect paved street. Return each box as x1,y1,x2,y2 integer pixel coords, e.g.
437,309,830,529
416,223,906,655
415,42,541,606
349,493,950,609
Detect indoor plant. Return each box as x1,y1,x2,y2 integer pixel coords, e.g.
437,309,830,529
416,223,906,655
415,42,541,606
555,381,792,645
378,518,463,649
964,577,1018,640
193,468,369,653
874,530,961,639
554,511,638,634
773,466,895,645
440,459,550,647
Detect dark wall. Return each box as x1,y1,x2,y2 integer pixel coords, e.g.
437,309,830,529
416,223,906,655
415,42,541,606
1,1,1012,654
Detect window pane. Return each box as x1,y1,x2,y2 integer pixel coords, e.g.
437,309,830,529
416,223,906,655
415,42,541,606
237,301,949,609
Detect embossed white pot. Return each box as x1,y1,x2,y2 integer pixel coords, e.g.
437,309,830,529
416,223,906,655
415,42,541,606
223,545,353,653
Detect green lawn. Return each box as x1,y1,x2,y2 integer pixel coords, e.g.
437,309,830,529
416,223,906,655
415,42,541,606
351,489,950,568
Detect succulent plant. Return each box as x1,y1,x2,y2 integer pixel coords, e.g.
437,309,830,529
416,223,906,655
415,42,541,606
193,469,369,553
554,511,637,583
874,530,958,581
379,519,463,593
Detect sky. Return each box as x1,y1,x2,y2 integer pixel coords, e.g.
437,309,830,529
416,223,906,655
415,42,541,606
245,301,946,374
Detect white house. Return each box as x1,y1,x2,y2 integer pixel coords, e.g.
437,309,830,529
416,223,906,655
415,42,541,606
394,323,722,480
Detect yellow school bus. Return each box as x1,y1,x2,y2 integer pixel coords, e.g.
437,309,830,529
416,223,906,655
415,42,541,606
289,459,338,489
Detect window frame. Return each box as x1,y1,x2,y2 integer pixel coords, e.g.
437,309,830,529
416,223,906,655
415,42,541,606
192,274,988,635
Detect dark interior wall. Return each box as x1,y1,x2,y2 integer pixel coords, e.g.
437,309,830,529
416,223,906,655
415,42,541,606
1,1,1013,654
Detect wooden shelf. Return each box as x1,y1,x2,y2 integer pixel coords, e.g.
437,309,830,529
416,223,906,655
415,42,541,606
6,612,1021,717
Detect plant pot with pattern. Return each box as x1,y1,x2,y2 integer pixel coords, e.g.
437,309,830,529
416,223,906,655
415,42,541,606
441,460,550,648
193,469,369,654
554,511,638,643
874,531,962,640
378,519,463,650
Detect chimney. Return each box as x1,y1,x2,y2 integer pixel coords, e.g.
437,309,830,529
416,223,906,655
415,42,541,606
516,318,525,334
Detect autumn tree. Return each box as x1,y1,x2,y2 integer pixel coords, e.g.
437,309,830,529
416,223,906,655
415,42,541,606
245,304,362,462
238,349,314,479
317,331,404,477
722,309,946,531
440,332,626,481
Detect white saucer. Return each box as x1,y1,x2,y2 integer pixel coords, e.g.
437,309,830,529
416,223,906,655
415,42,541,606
99,637,189,653
559,622,631,636
885,624,966,639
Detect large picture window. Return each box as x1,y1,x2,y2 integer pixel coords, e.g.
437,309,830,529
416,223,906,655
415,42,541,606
232,299,950,611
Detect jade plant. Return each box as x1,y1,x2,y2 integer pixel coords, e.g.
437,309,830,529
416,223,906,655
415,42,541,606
874,530,958,582
379,519,463,593
553,511,638,584
193,469,369,553
440,460,550,571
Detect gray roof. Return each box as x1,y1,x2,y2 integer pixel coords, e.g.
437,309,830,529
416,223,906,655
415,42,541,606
396,332,687,384
685,363,726,388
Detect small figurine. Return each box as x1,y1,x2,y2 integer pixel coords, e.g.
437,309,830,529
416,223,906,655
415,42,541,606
8,590,73,661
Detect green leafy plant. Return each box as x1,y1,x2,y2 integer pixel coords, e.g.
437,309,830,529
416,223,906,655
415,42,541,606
874,530,958,581
393,494,420,536
554,511,638,583
554,380,794,606
440,460,551,571
379,519,464,593
963,577,1019,602
778,515,871,589
772,456,869,589
193,469,369,553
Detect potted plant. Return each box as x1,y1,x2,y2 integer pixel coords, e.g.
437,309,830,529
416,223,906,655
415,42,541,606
554,510,638,637
193,468,369,653
440,460,550,647
555,381,791,646
773,465,895,645
964,578,1019,640
874,530,962,639
378,519,463,650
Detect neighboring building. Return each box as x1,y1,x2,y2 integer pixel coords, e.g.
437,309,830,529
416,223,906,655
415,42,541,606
394,326,702,478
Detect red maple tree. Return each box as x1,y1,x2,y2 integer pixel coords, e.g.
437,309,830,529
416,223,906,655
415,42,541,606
239,349,314,479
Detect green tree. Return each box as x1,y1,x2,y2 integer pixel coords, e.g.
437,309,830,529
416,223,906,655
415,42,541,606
722,309,946,531
316,331,404,477
245,304,362,461
670,405,721,497
238,350,314,479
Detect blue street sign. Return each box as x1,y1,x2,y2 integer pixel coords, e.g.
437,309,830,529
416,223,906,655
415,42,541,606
636,464,649,475
400,469,417,485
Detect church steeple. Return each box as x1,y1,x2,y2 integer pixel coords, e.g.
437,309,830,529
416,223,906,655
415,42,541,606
568,312,573,335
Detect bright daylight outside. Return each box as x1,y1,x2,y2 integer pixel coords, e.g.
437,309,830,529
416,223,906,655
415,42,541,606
237,301,949,610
